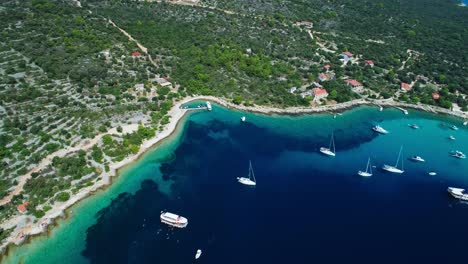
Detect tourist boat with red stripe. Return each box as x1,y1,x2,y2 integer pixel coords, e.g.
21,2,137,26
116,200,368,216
160,212,188,228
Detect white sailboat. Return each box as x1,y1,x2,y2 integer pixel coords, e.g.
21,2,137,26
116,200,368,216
237,161,256,186
382,146,404,174
320,133,336,157
357,157,373,177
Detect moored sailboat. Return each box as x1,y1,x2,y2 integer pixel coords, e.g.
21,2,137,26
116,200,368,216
357,157,373,177
382,146,404,174
320,132,336,157
237,160,256,186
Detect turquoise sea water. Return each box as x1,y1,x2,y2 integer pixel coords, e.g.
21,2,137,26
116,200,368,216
3,104,468,264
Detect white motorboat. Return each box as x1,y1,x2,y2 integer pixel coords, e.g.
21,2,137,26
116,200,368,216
382,146,404,174
464,120,467,126
410,156,425,162
237,160,256,186
372,125,389,134
241,116,246,122
450,125,459,130
160,212,188,228
319,132,336,157
408,124,419,129
449,135,456,140
450,150,466,159
195,249,202,259
357,157,373,177
447,187,468,201
428,171,437,176
206,101,212,111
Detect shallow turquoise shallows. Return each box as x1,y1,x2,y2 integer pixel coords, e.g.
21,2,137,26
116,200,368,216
3,104,468,264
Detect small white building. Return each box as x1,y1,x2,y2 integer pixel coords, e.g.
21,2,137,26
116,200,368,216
300,90,314,98
289,87,297,94
151,77,172,87
134,83,145,92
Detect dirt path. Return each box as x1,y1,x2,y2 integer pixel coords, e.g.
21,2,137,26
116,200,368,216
107,19,159,68
0,125,138,206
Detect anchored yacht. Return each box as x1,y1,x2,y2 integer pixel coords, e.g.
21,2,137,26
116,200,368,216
451,151,466,159
410,156,425,162
372,125,389,134
447,187,468,201
206,101,212,111
408,124,419,129
160,212,188,228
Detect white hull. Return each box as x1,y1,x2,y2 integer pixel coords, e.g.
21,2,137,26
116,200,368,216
241,116,246,122
372,126,389,134
428,172,437,176
206,101,212,111
358,171,372,177
448,187,468,201
160,212,188,228
237,177,256,186
382,165,404,174
319,147,335,157
410,156,425,162
195,249,202,259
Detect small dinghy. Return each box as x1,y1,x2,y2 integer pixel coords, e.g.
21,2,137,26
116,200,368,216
195,249,202,259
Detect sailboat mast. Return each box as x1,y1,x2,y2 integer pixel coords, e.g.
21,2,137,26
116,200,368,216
249,161,256,182
395,146,403,168
366,158,371,173
330,132,335,152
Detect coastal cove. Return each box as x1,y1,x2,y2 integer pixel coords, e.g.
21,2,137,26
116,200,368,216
3,102,468,264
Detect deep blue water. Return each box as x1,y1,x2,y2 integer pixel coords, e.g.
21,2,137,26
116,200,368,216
78,106,468,264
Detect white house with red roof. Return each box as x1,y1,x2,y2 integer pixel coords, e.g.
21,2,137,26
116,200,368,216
132,51,141,57
312,88,328,101
365,60,374,67
345,79,362,88
318,73,327,82
324,64,331,71
340,51,354,61
400,82,411,92
432,93,440,100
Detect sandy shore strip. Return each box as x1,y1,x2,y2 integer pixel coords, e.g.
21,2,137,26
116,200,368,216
0,95,466,256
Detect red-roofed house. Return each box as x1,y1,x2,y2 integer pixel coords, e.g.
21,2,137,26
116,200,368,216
17,201,29,214
345,79,362,88
401,82,411,92
297,21,314,29
312,88,328,101
324,64,331,71
365,60,374,67
318,73,327,82
432,93,440,100
340,51,354,60
132,51,141,57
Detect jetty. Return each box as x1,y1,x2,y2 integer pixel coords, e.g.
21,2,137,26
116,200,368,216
394,106,408,115
180,102,211,111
